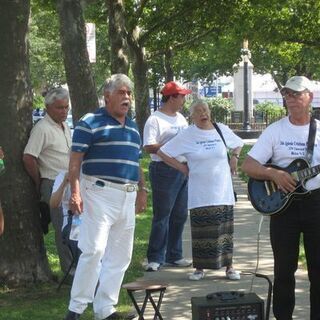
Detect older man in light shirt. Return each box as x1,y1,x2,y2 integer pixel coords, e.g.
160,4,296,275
23,87,72,274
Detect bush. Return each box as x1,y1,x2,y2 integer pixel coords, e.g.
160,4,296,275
254,101,286,124
183,97,233,123
33,94,45,110
255,101,285,115
207,97,233,122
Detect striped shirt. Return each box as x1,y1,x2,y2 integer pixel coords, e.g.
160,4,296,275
72,107,141,183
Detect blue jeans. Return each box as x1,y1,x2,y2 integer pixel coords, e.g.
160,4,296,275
270,192,320,320
147,161,188,264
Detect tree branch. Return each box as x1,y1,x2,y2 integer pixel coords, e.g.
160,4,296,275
125,0,149,34
140,4,205,44
149,25,221,59
135,0,149,20
284,37,320,48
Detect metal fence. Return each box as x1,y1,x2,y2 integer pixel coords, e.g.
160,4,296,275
215,110,286,131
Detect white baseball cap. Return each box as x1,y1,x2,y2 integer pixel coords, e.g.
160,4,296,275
281,76,313,92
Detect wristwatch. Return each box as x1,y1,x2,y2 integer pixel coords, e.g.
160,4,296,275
139,186,150,193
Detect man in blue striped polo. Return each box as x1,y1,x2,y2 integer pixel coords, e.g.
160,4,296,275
64,74,147,320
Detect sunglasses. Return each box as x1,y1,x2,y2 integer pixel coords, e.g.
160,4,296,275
282,90,309,98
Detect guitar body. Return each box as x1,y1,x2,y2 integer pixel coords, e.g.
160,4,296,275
248,158,311,216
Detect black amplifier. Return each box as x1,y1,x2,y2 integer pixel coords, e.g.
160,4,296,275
191,291,264,320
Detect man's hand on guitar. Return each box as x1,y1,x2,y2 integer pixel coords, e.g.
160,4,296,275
270,169,297,193
247,158,315,215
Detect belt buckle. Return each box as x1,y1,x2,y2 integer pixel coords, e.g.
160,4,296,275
125,184,136,192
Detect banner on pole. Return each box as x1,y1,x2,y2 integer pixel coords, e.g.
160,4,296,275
86,23,96,63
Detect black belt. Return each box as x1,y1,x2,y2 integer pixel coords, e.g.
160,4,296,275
83,175,138,193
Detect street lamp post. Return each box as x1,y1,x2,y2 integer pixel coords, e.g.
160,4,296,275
242,39,251,130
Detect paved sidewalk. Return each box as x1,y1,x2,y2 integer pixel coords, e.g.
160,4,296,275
134,175,310,319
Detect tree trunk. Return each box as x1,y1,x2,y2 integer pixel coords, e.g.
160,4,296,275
56,0,98,123
164,48,174,82
106,0,129,75
0,0,52,287
127,29,150,136
153,87,158,111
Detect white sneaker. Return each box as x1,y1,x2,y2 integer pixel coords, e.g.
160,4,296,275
226,268,241,280
166,258,192,267
145,262,160,272
189,270,205,281
141,258,148,268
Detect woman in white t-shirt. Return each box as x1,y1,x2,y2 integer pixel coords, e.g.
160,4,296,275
158,100,244,281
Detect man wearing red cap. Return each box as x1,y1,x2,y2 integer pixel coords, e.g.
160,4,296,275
143,81,192,271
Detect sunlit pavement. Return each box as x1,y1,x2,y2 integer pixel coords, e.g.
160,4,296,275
133,140,309,320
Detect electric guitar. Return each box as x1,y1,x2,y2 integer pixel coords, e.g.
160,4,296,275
247,158,320,216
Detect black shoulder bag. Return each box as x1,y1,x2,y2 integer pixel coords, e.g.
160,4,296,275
213,122,238,201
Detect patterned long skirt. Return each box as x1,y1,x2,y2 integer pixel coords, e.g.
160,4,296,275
190,205,234,270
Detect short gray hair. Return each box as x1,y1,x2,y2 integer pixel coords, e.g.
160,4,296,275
104,73,134,93
45,87,69,106
189,99,209,116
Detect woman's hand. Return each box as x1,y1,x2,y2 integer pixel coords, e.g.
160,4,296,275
179,163,189,176
229,155,238,175
135,189,148,214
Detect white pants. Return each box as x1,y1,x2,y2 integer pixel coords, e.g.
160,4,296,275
69,177,136,319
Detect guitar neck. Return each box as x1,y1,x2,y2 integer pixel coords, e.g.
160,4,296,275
296,164,320,181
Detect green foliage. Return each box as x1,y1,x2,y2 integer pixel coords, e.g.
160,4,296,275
33,94,44,109
181,99,193,122
255,101,286,118
183,97,234,123
152,0,320,85
172,36,242,81
29,0,320,100
29,1,66,92
207,97,234,122
29,0,110,94
255,101,284,113
254,102,286,124
234,0,320,82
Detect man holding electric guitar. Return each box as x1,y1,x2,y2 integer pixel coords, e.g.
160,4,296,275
242,76,320,320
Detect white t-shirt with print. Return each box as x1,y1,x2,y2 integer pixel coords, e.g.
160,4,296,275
160,123,244,209
248,117,320,190
143,110,188,162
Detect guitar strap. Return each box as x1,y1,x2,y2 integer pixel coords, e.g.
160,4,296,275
306,116,317,164
213,122,237,201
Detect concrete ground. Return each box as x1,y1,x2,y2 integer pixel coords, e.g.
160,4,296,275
128,160,310,319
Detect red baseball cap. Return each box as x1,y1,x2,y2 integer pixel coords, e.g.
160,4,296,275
160,81,192,96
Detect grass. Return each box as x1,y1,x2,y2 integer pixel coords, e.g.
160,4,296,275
0,147,307,318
